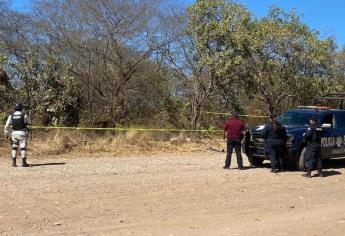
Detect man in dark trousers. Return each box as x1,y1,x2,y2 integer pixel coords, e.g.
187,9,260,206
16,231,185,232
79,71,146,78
223,112,245,170
302,116,323,178
261,113,287,173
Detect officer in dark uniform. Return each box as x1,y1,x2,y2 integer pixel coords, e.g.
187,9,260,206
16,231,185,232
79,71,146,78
302,116,323,178
261,113,287,173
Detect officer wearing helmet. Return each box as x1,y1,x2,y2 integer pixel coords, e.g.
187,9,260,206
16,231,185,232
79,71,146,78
4,103,31,167
302,116,323,178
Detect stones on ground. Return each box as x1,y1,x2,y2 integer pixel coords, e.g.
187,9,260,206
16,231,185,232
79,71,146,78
170,137,192,144
170,138,179,144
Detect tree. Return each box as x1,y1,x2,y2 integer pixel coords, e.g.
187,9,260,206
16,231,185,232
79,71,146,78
246,7,336,113
32,0,178,126
162,28,212,129
7,49,81,125
0,65,14,121
186,0,252,127
332,46,345,92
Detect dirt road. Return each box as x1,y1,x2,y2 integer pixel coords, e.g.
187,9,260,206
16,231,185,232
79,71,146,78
1,151,345,236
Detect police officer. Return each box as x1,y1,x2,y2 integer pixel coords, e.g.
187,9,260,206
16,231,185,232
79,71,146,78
4,103,31,167
261,113,287,173
223,112,245,170
302,116,323,178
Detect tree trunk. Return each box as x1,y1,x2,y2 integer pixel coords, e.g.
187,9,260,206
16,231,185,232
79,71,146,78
109,96,125,126
191,101,202,130
268,101,275,114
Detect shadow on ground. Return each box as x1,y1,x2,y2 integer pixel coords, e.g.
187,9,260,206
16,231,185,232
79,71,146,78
247,158,345,175
30,162,66,167
312,170,342,177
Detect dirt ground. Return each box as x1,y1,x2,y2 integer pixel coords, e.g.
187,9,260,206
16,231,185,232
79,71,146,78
1,150,345,236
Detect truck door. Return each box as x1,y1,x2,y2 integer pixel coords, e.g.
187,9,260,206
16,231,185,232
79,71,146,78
333,112,345,157
320,113,337,158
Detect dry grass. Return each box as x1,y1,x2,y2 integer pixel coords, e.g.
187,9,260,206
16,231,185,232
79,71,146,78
0,130,225,158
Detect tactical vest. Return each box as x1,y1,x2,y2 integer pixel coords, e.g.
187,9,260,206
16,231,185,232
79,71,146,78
275,123,286,139
11,113,27,131
311,125,322,143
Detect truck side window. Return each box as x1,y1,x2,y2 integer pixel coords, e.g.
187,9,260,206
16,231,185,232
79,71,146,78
336,113,345,128
321,114,334,128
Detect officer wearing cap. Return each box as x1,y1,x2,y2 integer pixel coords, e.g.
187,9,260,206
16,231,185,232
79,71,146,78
302,116,323,178
4,103,31,167
261,113,287,173
223,112,245,170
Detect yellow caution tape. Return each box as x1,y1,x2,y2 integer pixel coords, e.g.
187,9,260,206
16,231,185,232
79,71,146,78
0,124,222,132
0,111,266,132
205,111,269,118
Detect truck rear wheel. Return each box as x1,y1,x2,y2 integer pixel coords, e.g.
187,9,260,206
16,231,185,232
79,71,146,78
247,154,264,166
297,147,307,171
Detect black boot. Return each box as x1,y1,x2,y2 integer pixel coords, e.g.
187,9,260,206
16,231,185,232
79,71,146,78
278,158,284,172
317,171,324,177
302,171,311,178
12,158,17,167
22,158,29,167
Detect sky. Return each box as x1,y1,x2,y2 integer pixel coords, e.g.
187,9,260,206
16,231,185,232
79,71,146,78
11,0,345,48
240,0,345,48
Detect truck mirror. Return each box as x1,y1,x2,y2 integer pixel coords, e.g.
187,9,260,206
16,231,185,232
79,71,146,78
321,123,332,128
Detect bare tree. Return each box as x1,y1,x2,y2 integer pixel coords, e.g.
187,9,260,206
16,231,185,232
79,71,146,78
31,0,178,125
163,32,215,129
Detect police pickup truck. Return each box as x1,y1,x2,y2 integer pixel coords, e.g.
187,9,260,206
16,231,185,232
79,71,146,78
243,105,345,170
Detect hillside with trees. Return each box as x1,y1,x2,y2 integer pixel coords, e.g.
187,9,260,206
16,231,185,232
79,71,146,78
1,0,344,129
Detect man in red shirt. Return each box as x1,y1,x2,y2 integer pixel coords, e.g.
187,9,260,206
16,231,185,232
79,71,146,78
223,112,245,170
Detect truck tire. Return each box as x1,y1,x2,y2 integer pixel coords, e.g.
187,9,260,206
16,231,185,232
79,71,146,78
297,147,307,171
247,154,264,166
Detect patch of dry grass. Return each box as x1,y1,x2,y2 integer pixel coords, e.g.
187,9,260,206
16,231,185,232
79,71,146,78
0,130,225,158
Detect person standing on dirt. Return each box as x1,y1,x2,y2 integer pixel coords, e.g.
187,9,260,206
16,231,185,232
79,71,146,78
4,103,31,167
261,113,287,173
223,112,245,170
302,116,323,178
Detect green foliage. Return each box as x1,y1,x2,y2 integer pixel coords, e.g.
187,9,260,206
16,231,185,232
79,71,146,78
248,6,336,112
0,63,13,115
188,0,251,76
7,50,81,125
